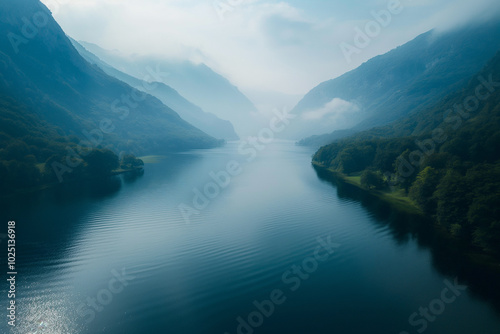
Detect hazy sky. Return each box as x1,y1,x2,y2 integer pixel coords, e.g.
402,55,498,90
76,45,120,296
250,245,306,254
43,0,500,98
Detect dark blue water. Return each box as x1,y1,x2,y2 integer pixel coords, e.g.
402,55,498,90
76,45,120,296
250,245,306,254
1,141,500,334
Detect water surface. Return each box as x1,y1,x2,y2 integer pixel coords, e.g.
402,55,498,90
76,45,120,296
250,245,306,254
1,141,500,334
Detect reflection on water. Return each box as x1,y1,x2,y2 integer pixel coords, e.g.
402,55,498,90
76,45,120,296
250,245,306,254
314,164,500,316
1,142,500,334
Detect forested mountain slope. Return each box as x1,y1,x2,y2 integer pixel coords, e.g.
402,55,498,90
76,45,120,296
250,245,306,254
313,51,500,257
293,20,500,141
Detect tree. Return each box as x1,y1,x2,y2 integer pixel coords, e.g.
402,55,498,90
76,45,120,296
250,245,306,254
334,144,376,173
466,164,500,255
120,154,144,170
83,149,119,178
393,149,417,193
434,169,470,236
409,166,440,214
5,160,41,189
360,170,385,190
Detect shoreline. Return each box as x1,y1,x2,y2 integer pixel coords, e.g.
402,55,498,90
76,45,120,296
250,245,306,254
312,162,500,272
312,162,422,215
1,167,144,200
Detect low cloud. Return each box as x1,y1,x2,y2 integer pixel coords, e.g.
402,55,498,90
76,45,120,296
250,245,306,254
42,0,500,101
302,98,360,121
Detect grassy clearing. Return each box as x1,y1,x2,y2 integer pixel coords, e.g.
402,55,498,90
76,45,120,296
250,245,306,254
345,171,422,215
314,163,422,215
344,174,361,185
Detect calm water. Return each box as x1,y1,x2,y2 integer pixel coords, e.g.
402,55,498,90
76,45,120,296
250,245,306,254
1,141,500,334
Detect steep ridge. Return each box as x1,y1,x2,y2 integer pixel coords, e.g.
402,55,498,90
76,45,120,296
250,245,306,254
292,19,500,142
79,41,260,136
70,38,239,141
0,0,221,155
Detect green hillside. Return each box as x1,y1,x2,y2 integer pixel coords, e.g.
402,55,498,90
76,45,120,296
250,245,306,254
313,52,500,257
294,20,500,142
0,0,221,195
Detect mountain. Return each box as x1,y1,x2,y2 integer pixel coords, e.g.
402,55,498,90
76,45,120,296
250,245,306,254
313,51,500,169
0,91,70,190
0,0,221,157
297,129,358,148
78,41,260,136
312,50,500,257
291,19,500,142
70,38,239,141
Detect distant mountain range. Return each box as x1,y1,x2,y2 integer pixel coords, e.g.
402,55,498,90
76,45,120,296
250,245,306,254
0,0,221,154
70,38,239,141
78,41,260,137
292,19,500,144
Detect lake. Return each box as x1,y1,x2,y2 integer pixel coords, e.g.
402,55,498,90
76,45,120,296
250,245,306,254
2,141,500,334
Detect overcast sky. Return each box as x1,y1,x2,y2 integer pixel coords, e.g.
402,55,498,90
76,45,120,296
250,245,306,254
42,0,500,99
